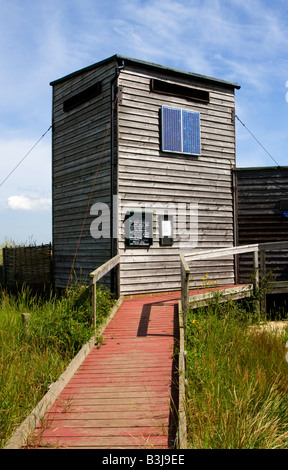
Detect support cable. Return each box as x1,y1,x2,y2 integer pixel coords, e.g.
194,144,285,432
0,125,52,189
235,115,280,167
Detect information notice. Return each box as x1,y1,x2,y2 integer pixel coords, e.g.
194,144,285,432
125,211,153,247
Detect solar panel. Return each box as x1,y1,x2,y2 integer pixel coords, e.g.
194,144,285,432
161,106,201,155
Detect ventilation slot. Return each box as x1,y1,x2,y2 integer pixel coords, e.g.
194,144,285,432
151,79,209,103
63,82,102,112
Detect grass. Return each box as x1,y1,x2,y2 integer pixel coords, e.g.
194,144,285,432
0,282,115,448
184,294,288,449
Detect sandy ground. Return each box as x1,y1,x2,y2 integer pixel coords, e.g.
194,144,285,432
250,320,288,334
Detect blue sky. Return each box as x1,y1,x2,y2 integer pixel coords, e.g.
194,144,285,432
0,0,288,244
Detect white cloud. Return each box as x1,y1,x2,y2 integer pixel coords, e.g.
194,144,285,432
104,0,288,87
7,195,51,211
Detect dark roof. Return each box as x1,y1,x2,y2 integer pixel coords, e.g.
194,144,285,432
50,54,241,90
235,166,287,171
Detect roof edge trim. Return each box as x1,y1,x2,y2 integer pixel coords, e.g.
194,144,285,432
50,54,241,90
234,165,287,171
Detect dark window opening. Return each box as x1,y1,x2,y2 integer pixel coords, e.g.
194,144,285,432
63,82,102,112
151,78,209,103
280,200,288,219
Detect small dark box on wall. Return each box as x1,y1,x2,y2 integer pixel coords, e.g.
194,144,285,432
159,214,174,246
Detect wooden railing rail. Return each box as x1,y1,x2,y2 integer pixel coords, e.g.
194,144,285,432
258,240,288,252
184,241,288,262
90,254,121,332
184,243,259,262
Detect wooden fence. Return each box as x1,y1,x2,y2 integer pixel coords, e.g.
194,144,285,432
2,244,52,291
180,240,288,335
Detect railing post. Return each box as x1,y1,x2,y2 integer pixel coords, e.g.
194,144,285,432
2,247,6,286
260,249,266,278
260,249,266,313
180,254,190,340
253,248,260,314
92,281,97,333
253,249,259,293
90,254,121,336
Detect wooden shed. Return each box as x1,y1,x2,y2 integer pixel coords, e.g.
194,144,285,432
235,166,288,285
50,55,240,295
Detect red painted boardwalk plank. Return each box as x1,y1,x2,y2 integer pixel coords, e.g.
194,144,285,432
28,293,180,449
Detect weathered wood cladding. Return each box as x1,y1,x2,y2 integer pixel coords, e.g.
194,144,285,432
52,60,118,288
51,55,239,294
235,167,288,283
117,65,237,294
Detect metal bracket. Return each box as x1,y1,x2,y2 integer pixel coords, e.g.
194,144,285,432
117,86,123,104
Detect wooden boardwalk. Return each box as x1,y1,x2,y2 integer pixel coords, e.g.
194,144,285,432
23,284,252,450
29,293,180,449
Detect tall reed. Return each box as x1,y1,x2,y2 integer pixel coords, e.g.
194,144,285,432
0,283,115,448
185,297,288,449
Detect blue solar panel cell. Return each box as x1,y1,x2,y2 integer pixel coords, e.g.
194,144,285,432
162,107,182,153
182,110,201,155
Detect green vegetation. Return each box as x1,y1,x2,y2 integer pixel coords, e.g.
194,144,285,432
185,293,288,449
0,283,115,448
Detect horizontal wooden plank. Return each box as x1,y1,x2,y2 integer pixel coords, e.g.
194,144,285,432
119,66,235,92
120,89,234,118
52,62,115,97
118,152,234,171
120,69,235,96
36,435,168,448
37,425,167,438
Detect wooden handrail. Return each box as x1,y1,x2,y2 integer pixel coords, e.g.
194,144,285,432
180,240,288,335
184,240,288,262
184,243,259,262
89,254,121,332
90,254,121,284
258,240,288,251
